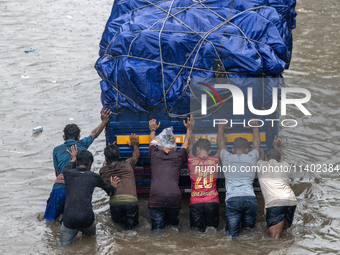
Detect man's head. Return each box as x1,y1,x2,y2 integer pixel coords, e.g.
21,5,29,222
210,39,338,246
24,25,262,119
265,149,281,162
232,137,250,154
195,138,211,156
154,127,176,152
76,149,93,169
104,144,120,164
159,134,176,152
63,124,80,141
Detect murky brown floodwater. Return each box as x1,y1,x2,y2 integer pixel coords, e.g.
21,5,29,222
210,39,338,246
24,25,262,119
1,0,340,254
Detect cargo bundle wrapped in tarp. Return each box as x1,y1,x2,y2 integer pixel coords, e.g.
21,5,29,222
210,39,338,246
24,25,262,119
95,0,297,114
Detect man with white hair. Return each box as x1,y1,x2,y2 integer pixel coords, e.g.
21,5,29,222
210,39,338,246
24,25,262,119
148,117,191,231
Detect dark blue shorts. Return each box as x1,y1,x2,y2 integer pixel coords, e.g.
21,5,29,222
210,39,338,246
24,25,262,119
149,207,180,231
266,205,296,229
225,196,257,239
43,188,66,221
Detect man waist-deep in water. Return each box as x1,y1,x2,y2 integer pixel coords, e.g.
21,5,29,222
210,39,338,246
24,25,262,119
60,145,120,246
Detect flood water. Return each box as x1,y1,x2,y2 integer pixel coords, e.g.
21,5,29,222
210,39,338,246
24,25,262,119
1,0,340,254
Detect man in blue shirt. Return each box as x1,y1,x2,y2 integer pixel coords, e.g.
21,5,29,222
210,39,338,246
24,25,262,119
43,109,112,221
217,119,260,239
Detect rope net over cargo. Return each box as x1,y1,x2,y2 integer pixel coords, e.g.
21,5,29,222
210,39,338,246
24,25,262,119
95,0,297,116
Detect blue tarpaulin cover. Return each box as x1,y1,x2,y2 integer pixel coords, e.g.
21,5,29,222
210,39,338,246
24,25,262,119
95,0,297,114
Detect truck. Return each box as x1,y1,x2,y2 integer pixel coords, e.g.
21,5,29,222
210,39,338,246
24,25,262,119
95,0,297,193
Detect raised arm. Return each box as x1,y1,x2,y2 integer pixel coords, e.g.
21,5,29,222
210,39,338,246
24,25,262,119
247,119,260,152
127,133,140,162
188,115,195,155
149,119,161,146
66,144,78,163
258,148,265,161
217,120,230,155
64,145,78,173
273,135,284,161
189,132,195,156
90,109,112,140
182,116,191,149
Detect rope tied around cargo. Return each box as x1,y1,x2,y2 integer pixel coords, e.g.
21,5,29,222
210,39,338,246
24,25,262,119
158,0,176,111
103,0,283,116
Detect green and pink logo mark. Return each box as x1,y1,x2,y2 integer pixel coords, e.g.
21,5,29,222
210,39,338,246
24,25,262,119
199,83,222,115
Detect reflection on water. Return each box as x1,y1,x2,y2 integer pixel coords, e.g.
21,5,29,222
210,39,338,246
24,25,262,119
0,0,340,254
